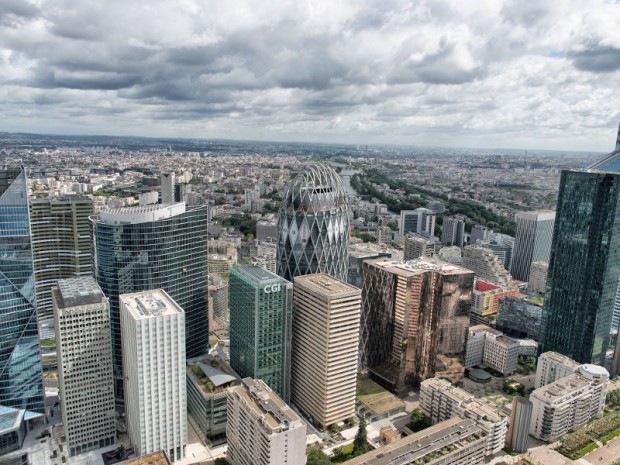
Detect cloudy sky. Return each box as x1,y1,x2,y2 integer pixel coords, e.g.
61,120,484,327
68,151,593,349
1,0,620,151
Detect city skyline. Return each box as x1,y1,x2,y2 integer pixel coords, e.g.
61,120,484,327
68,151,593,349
1,1,620,151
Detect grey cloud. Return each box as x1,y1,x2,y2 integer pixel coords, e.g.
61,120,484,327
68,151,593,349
570,46,620,73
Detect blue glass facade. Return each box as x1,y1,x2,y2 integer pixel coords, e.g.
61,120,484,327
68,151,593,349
93,205,209,402
542,170,620,364
0,168,44,414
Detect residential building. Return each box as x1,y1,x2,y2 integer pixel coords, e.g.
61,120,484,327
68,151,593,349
506,397,532,453
52,277,115,457
480,233,514,270
470,279,520,325
186,354,240,445
93,202,208,403
30,196,95,337
535,351,581,389
0,167,45,414
462,245,513,287
527,261,548,295
496,297,543,341
226,378,306,465
403,233,436,260
229,265,293,402
361,258,473,395
470,224,491,244
464,325,519,375
343,418,485,465
291,274,360,429
542,137,620,364
511,211,555,282
399,208,436,237
441,217,465,247
530,365,609,442
276,164,349,282
120,290,187,462
420,378,508,456
161,172,175,204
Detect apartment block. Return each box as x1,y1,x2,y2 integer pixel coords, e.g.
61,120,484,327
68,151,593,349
403,234,436,260
420,378,508,456
53,277,115,457
535,351,581,389
462,246,512,287
120,290,187,462
470,279,520,325
530,365,609,442
291,274,361,429
527,261,549,295
227,378,306,465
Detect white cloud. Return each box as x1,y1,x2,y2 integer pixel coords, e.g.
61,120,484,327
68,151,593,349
0,0,619,151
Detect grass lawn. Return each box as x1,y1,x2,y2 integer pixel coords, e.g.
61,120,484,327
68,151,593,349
356,375,386,399
601,426,620,444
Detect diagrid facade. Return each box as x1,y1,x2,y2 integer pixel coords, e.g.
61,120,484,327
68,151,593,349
276,164,349,282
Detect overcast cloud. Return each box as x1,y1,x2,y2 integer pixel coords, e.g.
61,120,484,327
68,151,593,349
1,0,619,151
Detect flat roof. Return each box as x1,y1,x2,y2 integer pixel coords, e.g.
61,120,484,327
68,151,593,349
294,273,360,296
119,451,171,465
56,277,105,307
540,351,581,367
98,202,186,225
533,373,591,400
234,264,282,283
120,289,183,319
366,257,473,277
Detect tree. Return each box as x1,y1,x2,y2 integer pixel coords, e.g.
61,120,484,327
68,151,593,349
607,389,620,408
353,416,369,454
409,409,430,432
306,449,331,465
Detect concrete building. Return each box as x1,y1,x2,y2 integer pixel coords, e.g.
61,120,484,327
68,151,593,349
347,242,401,289
420,378,508,456
30,196,95,337
291,274,360,429
161,172,175,204
480,233,515,270
256,221,278,241
229,265,293,402
399,208,436,237
496,297,543,341
403,234,436,260
464,325,519,376
53,277,116,457
506,397,532,453
208,273,228,329
530,365,609,442
470,279,520,325
361,258,473,394
462,245,513,287
227,378,306,465
343,418,485,465
470,224,491,244
535,351,581,389
208,253,236,275
441,217,465,248
511,211,555,282
120,290,187,462
527,261,548,295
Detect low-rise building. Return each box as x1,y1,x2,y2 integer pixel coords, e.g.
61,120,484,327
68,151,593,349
465,325,519,376
420,378,508,456
530,365,609,442
343,418,485,465
535,351,581,389
470,279,520,325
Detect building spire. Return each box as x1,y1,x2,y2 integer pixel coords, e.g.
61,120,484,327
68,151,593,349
616,121,620,152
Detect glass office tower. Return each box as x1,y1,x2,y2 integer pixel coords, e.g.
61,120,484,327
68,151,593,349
276,164,349,282
0,167,45,413
229,265,292,402
93,203,208,402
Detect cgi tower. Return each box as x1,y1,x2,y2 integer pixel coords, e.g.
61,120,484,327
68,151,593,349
0,167,45,414
542,123,620,365
30,196,95,336
229,265,293,402
510,211,555,282
276,164,349,282
93,202,208,402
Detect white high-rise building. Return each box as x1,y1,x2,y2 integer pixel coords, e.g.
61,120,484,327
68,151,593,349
120,289,187,462
53,277,116,457
227,378,306,465
291,273,361,429
530,365,609,442
535,351,581,389
511,211,555,282
161,172,175,204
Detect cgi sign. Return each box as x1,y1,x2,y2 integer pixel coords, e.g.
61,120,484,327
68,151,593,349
264,283,282,294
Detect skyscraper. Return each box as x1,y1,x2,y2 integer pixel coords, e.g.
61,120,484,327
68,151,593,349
291,274,360,429
510,211,555,282
441,217,465,247
160,172,175,204
53,277,115,457
541,169,620,364
229,265,293,402
276,164,349,282
0,167,45,414
30,195,95,336
93,202,208,402
120,290,187,462
399,208,436,237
